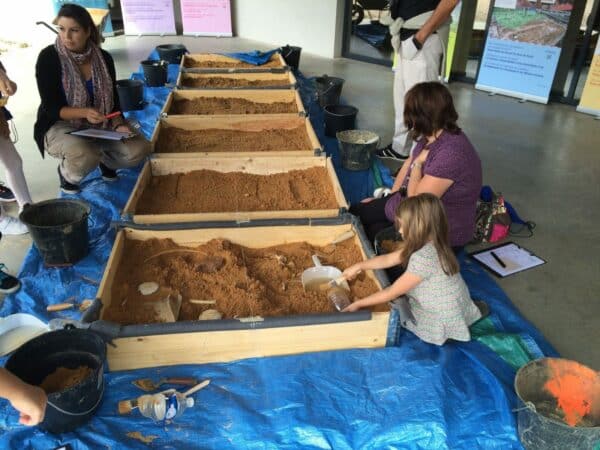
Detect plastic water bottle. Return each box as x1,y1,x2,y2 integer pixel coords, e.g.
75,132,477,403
137,392,194,421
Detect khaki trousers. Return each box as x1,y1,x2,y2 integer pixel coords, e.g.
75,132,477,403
45,121,151,184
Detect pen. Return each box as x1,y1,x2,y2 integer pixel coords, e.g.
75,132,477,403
491,251,506,268
105,111,121,119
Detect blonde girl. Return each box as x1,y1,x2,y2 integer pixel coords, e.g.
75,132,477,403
343,193,483,345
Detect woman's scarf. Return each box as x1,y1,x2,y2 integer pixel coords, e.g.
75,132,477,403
55,36,113,127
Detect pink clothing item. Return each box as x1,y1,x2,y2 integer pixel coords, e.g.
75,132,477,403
384,130,482,247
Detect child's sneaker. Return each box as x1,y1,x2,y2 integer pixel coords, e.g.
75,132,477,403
0,215,28,235
0,263,20,294
0,182,16,202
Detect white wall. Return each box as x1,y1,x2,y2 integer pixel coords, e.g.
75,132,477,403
232,0,346,58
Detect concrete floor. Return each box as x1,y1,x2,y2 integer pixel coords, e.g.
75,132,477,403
0,35,598,370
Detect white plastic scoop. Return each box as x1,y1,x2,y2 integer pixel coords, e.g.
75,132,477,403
301,255,350,292
0,314,50,356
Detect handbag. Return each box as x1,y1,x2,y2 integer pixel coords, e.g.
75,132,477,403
473,189,511,243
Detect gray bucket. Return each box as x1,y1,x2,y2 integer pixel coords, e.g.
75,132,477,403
336,130,379,171
514,358,600,450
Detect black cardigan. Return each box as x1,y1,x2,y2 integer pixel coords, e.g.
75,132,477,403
34,45,120,155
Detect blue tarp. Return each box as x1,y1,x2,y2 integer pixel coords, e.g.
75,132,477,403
221,49,279,66
0,54,558,448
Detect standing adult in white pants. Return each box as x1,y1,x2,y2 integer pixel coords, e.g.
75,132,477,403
381,0,458,159
0,62,32,236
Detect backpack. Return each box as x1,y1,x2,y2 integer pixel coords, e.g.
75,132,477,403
473,189,511,243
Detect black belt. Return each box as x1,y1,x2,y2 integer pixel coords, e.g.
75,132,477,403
400,29,418,41
400,29,437,42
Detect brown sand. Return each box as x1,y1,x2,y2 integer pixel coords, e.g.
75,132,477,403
169,97,297,115
135,168,338,214
182,77,289,88
185,58,281,69
104,238,384,325
40,366,93,394
155,126,312,153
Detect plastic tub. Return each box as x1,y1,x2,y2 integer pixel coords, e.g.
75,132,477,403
5,329,106,434
19,199,91,267
324,105,358,138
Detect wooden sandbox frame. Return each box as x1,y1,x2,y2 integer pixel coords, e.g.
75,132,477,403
180,53,288,73
150,115,322,157
88,220,401,371
160,89,306,118
176,71,297,90
122,156,348,224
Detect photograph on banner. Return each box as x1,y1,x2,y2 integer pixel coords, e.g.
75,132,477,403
181,0,232,36
476,0,574,103
577,37,600,116
121,0,176,35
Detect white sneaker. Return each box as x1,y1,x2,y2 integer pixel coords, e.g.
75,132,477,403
0,215,29,235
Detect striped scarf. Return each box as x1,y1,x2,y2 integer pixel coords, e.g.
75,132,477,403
55,36,113,127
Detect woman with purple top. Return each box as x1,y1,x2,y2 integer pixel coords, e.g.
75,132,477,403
350,82,482,250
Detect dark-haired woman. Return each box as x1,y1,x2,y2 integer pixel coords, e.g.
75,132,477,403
350,82,482,249
34,3,150,194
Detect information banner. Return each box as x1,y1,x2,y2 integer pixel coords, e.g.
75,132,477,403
476,0,574,104
121,0,176,35
577,38,600,116
181,0,232,37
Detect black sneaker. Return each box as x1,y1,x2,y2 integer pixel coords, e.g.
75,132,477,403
375,144,409,161
57,166,80,194
0,182,16,202
99,163,118,182
0,263,20,294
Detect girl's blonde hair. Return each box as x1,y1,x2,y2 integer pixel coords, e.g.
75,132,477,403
396,193,459,275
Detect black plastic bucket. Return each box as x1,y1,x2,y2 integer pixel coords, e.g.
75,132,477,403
315,75,345,108
116,79,144,111
5,329,106,434
156,44,187,64
19,199,91,267
336,129,379,170
141,59,168,87
514,358,600,450
324,105,358,138
280,45,301,70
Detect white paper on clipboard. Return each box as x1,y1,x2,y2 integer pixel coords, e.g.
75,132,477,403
470,243,545,277
68,128,133,141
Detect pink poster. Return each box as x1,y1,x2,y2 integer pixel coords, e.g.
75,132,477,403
181,0,233,36
121,0,176,35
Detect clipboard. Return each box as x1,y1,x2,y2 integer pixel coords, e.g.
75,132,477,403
469,242,545,278
67,128,134,141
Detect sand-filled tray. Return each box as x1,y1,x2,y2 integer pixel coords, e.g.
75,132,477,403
91,222,398,370
123,156,347,224
151,115,321,157
176,71,296,89
161,90,305,116
181,53,287,73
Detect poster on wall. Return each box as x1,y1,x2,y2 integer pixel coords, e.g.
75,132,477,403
475,0,574,104
181,0,233,37
121,0,176,35
52,0,114,35
576,37,600,116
